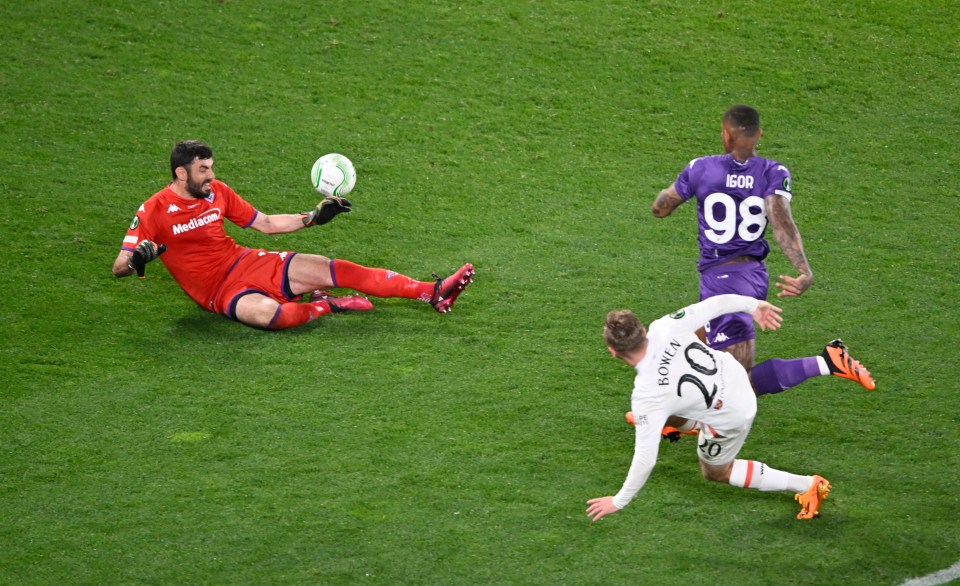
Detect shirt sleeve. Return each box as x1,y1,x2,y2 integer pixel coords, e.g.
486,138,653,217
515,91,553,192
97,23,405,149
766,162,793,201
217,182,259,228
121,203,152,252
662,295,760,334
612,398,668,510
674,158,700,201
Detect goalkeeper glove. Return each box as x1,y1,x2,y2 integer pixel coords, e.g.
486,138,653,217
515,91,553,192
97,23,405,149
302,195,352,227
127,240,166,278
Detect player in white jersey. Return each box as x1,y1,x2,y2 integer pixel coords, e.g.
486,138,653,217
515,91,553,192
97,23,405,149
586,295,830,521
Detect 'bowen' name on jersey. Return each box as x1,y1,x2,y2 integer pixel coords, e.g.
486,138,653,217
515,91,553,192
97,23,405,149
657,339,682,386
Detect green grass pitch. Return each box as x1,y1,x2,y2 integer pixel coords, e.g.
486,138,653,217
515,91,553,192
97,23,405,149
1,1,958,584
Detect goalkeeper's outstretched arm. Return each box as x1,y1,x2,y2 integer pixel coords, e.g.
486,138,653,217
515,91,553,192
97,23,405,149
249,196,352,234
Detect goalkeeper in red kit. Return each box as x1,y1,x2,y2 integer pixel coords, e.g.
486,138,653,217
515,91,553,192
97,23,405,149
112,140,474,330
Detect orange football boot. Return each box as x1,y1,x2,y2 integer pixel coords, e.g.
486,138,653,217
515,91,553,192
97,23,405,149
795,475,831,520
625,413,699,442
821,339,876,390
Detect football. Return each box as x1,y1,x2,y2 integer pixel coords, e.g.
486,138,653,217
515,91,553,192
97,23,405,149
310,153,356,197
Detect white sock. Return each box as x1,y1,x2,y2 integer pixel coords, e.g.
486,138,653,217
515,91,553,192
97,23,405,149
816,356,830,376
729,459,812,493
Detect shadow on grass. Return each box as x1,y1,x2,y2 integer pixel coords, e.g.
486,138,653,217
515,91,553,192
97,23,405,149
168,305,410,340
170,312,286,339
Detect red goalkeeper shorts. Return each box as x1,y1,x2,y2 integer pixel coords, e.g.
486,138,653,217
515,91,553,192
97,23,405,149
209,249,301,319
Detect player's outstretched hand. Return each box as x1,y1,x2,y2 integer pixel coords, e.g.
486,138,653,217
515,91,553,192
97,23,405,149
752,300,783,331
302,195,352,227
775,273,813,297
586,496,621,522
128,240,166,278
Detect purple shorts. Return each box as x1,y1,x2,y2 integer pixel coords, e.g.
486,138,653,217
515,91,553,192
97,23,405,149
699,260,768,350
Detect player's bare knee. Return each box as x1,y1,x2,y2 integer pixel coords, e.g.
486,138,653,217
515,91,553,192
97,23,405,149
295,253,331,265
699,460,733,483
234,294,280,329
726,340,756,371
288,253,334,292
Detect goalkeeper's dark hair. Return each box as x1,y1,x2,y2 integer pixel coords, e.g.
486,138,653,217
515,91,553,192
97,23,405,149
604,309,647,356
723,105,761,136
170,140,214,179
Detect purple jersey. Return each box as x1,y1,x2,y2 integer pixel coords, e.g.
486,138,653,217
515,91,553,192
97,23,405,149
675,154,793,271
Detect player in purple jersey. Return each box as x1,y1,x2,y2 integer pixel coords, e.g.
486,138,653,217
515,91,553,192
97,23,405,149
631,106,874,436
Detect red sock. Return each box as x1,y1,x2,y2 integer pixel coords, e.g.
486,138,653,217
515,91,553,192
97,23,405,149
331,259,433,301
266,301,331,330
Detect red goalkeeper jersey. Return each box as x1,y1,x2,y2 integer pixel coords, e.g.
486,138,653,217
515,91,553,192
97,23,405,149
121,180,259,309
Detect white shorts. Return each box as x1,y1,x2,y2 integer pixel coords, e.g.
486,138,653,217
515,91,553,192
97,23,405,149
695,418,754,466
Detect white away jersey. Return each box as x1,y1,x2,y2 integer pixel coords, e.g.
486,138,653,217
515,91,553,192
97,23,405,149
612,295,760,509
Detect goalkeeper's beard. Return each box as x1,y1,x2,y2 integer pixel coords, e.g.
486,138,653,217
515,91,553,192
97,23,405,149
186,178,212,199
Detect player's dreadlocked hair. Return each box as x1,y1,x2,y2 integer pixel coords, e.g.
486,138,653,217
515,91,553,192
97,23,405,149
723,105,761,136
170,140,214,179
603,309,647,357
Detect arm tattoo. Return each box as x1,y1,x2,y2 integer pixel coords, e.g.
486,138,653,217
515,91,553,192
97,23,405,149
652,186,684,218
767,195,812,276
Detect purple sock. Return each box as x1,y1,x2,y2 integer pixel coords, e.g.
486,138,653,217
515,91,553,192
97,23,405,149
750,357,822,396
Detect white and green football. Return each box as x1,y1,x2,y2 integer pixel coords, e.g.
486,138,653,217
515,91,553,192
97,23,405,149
310,153,356,197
